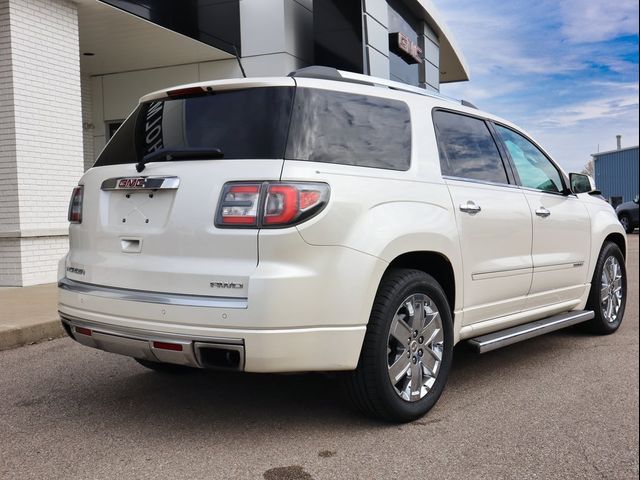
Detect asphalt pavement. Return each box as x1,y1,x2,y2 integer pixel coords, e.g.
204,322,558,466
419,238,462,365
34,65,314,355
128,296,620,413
1,235,638,480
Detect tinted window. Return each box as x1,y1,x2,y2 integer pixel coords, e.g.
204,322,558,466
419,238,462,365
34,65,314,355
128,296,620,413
286,89,411,170
94,87,294,167
433,111,508,184
495,125,564,193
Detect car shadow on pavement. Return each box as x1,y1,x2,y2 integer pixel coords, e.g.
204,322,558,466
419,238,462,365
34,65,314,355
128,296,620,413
32,326,599,434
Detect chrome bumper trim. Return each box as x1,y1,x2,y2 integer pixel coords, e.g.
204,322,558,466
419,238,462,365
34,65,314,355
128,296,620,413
58,277,248,309
59,312,244,345
60,313,245,370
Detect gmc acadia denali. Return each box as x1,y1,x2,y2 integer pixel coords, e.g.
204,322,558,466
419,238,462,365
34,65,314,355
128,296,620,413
58,67,627,422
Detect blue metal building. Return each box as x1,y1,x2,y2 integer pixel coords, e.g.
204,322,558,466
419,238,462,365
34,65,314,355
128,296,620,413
592,145,639,207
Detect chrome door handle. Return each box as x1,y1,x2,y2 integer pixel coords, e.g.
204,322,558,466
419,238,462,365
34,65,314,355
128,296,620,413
536,207,551,218
459,201,481,214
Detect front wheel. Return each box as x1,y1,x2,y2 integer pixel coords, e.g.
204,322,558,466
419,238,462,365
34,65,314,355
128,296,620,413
585,242,627,334
345,269,453,422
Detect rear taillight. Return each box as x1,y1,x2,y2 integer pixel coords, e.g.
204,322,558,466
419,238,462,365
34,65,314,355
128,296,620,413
217,184,261,226
67,186,84,224
216,182,329,228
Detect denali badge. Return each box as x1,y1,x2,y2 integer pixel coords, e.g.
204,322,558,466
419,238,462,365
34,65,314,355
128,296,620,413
210,282,244,289
66,266,85,276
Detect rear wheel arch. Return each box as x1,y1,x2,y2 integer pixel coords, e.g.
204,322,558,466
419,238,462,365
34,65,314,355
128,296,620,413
384,251,456,314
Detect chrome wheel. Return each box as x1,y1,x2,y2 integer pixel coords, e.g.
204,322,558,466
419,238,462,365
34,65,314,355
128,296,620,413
387,294,444,402
601,256,623,323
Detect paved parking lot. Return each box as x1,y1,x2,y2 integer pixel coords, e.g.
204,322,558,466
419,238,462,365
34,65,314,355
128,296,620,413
1,235,638,480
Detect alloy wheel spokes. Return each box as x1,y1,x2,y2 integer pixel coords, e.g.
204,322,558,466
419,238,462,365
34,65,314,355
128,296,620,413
387,293,444,402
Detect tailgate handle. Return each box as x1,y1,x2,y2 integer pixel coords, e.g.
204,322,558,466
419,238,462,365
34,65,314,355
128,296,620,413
121,238,142,253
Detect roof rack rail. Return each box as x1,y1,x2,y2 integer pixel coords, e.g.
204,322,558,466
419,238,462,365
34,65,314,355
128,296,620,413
288,66,465,106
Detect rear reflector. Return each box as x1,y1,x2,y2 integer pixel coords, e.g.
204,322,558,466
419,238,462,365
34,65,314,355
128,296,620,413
75,326,92,336
152,341,183,352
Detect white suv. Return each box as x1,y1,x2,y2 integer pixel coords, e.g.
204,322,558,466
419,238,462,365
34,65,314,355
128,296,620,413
59,67,627,422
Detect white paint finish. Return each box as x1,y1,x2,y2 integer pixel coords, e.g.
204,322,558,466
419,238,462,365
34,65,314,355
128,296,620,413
60,74,626,371
446,180,533,325
77,0,230,76
101,64,199,120
240,0,286,57
523,191,592,309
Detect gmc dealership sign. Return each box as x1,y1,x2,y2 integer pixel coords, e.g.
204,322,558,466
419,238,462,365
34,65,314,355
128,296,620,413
389,32,423,65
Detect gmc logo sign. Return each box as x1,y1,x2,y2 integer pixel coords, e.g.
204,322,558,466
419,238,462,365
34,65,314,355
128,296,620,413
389,32,423,65
117,178,146,189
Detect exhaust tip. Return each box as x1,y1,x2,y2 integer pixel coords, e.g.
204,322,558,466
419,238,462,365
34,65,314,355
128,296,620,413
196,343,244,371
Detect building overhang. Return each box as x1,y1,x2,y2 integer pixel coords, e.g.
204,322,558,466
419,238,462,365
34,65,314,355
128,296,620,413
75,0,232,76
402,0,470,82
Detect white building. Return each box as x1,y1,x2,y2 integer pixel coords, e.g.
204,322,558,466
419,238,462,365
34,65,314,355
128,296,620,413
0,0,468,286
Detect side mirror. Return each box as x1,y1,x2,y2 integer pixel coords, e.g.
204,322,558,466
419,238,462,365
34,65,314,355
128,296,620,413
634,195,639,204
570,173,596,194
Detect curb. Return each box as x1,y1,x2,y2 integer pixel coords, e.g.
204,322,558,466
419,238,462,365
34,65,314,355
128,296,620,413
0,318,65,351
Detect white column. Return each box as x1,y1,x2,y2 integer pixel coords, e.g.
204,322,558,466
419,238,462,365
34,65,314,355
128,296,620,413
0,0,83,286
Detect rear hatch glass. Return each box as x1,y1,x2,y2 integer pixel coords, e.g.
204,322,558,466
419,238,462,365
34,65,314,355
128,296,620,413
94,86,411,171
94,87,295,167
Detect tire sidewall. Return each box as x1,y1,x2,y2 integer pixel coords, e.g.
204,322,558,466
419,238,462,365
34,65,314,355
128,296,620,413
590,243,627,333
373,272,454,420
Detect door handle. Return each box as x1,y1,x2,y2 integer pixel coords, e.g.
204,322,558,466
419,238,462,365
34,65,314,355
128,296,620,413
536,207,551,218
459,201,482,215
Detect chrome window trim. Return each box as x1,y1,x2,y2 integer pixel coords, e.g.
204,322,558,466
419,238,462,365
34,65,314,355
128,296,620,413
443,175,520,189
58,277,248,309
100,176,180,191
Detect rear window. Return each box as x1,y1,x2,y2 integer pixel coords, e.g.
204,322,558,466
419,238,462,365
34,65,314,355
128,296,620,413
94,86,412,171
286,88,411,170
94,87,295,167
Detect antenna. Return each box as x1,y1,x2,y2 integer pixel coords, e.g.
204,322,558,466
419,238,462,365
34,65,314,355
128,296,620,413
233,45,247,78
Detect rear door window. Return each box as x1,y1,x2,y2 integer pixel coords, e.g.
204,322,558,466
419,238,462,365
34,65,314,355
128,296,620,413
433,110,509,184
286,89,411,170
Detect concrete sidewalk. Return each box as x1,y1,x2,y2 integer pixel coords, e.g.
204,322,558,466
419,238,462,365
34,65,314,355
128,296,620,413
0,283,63,350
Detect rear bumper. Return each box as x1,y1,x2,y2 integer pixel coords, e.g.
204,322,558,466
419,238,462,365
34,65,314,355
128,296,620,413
59,310,366,373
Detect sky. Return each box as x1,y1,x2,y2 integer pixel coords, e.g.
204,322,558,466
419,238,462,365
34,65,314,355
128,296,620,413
435,0,639,173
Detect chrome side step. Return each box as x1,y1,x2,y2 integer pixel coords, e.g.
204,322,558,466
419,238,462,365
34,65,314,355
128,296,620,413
467,310,595,354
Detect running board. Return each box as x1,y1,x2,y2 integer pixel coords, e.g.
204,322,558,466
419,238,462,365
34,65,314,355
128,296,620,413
467,310,595,354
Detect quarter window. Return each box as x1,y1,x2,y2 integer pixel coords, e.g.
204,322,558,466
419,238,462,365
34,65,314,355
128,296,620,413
495,125,564,193
433,111,509,184
286,89,411,170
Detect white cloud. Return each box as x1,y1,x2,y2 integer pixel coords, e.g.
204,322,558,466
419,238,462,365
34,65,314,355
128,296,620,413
558,0,639,43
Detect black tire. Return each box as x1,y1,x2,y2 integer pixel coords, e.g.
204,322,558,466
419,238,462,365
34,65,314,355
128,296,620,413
618,214,633,234
345,269,454,423
134,358,198,374
585,242,627,334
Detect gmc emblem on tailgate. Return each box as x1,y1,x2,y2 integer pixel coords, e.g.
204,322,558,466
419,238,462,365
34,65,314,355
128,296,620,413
118,178,146,189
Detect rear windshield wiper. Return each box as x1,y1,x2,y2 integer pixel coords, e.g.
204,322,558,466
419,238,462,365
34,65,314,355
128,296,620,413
136,147,224,172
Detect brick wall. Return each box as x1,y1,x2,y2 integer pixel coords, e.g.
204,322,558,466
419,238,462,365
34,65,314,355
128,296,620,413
0,0,81,286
